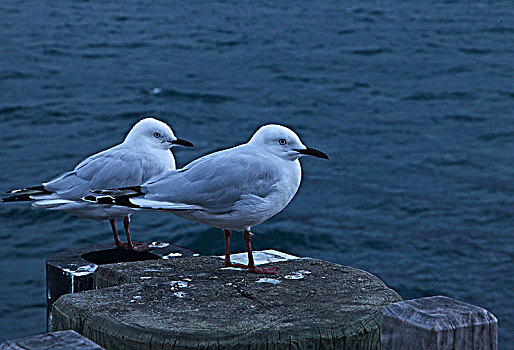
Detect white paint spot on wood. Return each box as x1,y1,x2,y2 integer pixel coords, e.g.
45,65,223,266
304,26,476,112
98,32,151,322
284,274,305,280
218,249,299,266
173,291,187,298
63,264,98,277
162,252,183,259
220,267,246,271
256,278,281,284
170,281,188,288
61,264,98,293
284,270,312,280
149,242,169,248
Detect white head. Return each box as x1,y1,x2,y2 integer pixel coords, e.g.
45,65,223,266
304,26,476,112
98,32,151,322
248,124,328,161
123,117,194,150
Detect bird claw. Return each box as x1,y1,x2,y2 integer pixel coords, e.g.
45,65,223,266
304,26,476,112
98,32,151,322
131,243,153,252
223,260,277,274
115,241,131,249
224,261,249,269
249,266,277,275
115,242,153,252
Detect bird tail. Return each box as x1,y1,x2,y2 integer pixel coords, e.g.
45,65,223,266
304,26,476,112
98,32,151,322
90,185,142,197
82,186,203,211
82,186,143,208
2,185,51,202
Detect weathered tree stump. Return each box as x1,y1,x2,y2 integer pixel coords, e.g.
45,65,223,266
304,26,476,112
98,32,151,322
381,295,498,350
52,255,401,350
46,243,196,330
0,330,104,350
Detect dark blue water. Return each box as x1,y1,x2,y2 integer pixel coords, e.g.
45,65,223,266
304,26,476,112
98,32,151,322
0,1,512,346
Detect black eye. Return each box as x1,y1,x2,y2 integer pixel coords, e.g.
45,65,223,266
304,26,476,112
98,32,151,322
278,139,287,145
154,132,161,138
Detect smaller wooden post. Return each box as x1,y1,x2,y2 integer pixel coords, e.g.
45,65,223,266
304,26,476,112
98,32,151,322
0,330,104,350
381,295,497,350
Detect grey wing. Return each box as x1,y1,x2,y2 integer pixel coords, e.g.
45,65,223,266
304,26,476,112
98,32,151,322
143,147,280,213
44,147,169,199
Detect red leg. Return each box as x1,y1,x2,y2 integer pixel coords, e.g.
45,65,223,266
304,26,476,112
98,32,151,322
122,216,134,249
223,229,248,268
244,230,276,274
123,216,152,252
110,219,127,248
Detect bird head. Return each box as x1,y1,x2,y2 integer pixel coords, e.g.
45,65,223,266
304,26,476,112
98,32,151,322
248,124,328,161
124,117,194,150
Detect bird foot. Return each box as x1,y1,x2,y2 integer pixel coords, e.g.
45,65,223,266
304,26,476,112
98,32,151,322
131,242,154,252
115,242,153,252
249,266,277,275
223,260,277,274
115,241,131,249
224,261,249,269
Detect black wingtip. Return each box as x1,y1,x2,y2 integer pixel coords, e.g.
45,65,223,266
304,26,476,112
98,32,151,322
91,186,142,196
120,185,142,194
114,195,141,208
4,185,49,195
82,193,141,208
2,194,34,202
83,195,97,202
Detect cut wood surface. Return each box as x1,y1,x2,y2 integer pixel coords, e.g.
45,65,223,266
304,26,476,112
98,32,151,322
0,330,104,350
53,256,401,350
381,295,497,350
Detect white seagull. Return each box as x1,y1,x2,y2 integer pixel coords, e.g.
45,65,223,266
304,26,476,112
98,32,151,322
2,117,194,251
86,124,328,273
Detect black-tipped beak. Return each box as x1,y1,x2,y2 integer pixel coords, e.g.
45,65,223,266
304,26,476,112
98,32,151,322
295,147,329,160
169,139,194,148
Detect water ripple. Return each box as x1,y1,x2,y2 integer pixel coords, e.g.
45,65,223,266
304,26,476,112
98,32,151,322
145,88,236,104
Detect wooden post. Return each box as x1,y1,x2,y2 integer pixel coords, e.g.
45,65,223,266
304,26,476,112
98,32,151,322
0,330,104,350
52,255,402,350
46,243,196,331
381,295,498,350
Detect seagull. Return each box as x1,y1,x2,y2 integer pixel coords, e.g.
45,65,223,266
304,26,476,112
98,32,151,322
2,117,194,251
85,124,328,273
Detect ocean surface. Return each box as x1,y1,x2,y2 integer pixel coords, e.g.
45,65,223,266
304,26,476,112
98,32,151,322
0,0,512,346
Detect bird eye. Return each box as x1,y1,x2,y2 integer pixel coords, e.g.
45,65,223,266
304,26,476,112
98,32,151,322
278,139,287,145
154,132,161,138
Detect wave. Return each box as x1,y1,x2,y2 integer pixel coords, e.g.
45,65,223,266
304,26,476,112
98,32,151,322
404,91,475,101
146,87,236,104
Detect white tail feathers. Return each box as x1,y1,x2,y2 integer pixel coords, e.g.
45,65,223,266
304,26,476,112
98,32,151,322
32,199,74,209
130,198,203,210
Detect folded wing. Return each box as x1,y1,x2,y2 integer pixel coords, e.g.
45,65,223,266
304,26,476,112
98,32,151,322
136,146,281,213
44,146,171,199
